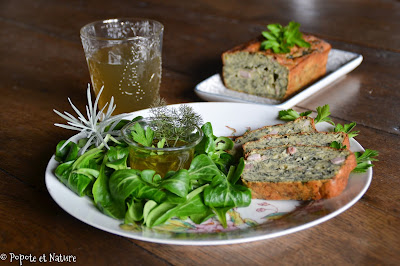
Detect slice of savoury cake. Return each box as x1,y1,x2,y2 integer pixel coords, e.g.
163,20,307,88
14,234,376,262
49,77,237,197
242,131,350,154
235,116,317,150
241,145,357,200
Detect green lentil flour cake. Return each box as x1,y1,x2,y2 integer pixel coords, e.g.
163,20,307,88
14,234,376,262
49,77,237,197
234,115,356,200
222,35,331,100
242,145,357,200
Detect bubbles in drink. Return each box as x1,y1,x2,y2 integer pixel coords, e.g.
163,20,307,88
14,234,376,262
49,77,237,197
87,42,161,114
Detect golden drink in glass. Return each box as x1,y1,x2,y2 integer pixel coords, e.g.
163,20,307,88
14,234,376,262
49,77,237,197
81,19,163,114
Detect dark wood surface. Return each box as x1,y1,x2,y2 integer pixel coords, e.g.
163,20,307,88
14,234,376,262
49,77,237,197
1,0,399,265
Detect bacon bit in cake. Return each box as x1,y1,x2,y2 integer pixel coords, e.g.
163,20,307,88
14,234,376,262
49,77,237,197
269,130,278,135
286,146,297,155
239,70,252,78
330,157,345,164
244,163,254,170
296,166,305,171
247,153,262,161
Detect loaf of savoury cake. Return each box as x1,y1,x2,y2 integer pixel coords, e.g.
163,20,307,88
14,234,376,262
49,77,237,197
242,132,350,154
242,145,357,200
222,35,331,100
235,116,317,149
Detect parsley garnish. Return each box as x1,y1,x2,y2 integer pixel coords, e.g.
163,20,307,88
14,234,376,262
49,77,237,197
279,105,357,137
353,149,379,173
131,122,154,147
260,21,311,53
278,104,332,124
278,109,312,121
334,122,359,138
330,141,347,150
315,105,334,125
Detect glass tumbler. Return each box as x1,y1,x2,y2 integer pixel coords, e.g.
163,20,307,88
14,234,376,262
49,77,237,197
80,18,164,115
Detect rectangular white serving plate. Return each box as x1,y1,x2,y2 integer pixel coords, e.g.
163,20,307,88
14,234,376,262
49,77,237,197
195,49,363,109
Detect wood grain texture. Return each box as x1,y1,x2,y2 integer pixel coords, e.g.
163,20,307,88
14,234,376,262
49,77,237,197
0,0,399,264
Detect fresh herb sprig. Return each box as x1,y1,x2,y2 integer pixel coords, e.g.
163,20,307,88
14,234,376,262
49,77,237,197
53,85,130,155
131,101,203,148
353,149,379,173
330,141,347,150
278,109,312,121
279,104,356,135
334,122,359,138
315,105,334,125
130,122,154,147
260,21,311,53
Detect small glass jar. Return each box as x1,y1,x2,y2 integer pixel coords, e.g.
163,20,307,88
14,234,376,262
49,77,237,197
121,118,203,177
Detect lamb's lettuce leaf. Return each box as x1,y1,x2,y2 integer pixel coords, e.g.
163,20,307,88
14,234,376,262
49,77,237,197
92,162,125,219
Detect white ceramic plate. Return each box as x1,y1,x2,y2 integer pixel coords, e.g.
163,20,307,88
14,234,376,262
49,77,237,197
45,102,372,245
195,49,363,109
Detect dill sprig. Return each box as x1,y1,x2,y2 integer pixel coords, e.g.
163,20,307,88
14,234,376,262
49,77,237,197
147,100,203,147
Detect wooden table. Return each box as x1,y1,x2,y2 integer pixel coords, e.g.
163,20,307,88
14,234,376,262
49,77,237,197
1,0,399,265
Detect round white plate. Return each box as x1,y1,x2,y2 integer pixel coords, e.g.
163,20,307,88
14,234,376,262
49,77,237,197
45,102,372,245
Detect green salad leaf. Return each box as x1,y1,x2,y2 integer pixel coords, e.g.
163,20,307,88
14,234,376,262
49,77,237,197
159,169,191,198
227,157,245,185
55,147,103,197
204,174,251,209
105,146,130,170
195,122,236,175
54,110,251,229
55,140,79,163
124,199,145,224
144,185,210,227
92,161,126,219
188,154,221,182
109,169,166,204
